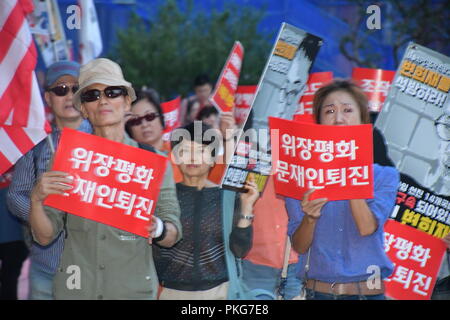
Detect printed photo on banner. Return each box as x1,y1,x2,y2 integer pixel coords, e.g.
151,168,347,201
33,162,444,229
375,43,450,236
384,220,447,300
210,41,244,113
269,117,374,201
44,128,168,238
221,23,322,193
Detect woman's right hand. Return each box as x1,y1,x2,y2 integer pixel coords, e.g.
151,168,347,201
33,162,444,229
31,171,73,203
301,189,328,221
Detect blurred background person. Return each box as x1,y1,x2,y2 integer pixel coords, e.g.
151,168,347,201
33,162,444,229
180,74,214,126
126,88,168,153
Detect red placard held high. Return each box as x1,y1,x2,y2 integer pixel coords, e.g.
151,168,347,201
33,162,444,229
352,68,395,113
211,41,244,113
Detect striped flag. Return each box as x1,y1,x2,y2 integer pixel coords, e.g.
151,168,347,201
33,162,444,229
0,0,50,175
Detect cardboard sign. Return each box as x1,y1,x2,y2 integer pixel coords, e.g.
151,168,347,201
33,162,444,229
293,71,333,121
374,43,450,233
352,68,395,113
269,117,374,201
44,128,168,238
234,85,257,126
211,41,244,113
221,23,322,193
384,219,447,300
390,174,450,239
161,96,181,141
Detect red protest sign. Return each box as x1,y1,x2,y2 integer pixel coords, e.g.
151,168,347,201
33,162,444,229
269,117,374,201
384,220,447,300
161,96,181,141
211,41,244,113
293,71,333,121
234,85,256,126
352,68,395,113
44,128,168,238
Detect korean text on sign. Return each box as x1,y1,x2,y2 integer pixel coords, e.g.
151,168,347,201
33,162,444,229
270,117,374,201
44,128,168,238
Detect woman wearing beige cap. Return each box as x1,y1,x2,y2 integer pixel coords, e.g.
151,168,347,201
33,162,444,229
29,58,182,300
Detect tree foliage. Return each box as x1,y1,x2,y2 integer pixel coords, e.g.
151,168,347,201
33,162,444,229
339,0,449,68
110,0,272,100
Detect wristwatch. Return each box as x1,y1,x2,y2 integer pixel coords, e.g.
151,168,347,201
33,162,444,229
240,214,255,220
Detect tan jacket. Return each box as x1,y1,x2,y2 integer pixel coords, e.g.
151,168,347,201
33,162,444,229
43,136,182,299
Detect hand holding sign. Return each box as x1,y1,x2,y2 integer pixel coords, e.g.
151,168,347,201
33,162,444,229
219,111,237,140
31,171,74,203
301,189,328,221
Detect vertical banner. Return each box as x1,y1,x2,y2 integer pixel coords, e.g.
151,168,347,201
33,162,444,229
210,41,244,113
44,129,168,238
28,0,70,66
375,43,450,240
269,117,374,201
384,220,447,300
293,71,333,123
161,96,181,141
352,68,396,113
221,23,322,193
234,85,257,127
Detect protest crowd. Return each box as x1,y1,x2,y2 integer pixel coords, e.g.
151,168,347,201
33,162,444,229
1,0,449,302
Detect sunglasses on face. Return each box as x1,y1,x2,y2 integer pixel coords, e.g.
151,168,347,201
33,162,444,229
47,84,79,96
80,86,128,103
126,113,160,127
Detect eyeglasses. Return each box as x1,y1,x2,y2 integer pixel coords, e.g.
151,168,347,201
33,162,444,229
126,113,160,127
47,84,79,96
80,86,128,103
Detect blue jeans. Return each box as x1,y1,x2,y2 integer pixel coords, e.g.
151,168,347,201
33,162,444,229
305,288,385,300
241,259,302,300
29,262,54,300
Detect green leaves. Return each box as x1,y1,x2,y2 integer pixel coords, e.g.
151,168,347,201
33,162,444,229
110,0,272,101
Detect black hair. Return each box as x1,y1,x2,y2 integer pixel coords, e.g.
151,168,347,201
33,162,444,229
193,74,212,88
132,88,165,128
297,33,322,74
170,121,217,157
196,106,219,121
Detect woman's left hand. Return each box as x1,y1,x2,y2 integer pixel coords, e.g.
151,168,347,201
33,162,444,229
219,111,237,140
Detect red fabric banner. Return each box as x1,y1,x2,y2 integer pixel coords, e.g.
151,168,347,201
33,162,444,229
44,128,168,238
270,117,374,201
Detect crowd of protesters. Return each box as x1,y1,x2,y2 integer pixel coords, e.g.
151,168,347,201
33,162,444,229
1,58,449,300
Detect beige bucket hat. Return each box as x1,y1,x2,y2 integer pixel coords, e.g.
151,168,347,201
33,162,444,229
73,58,136,110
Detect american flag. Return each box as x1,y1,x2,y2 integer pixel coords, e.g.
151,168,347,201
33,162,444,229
0,0,50,175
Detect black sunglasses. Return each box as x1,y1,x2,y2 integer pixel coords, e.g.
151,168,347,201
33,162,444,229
80,86,128,103
47,84,79,96
126,113,160,127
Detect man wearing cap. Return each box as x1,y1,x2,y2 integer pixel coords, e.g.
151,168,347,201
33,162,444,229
28,58,182,300
7,61,91,299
